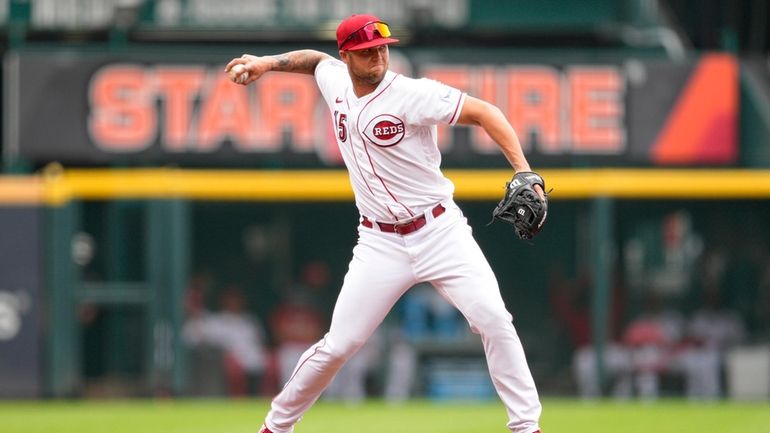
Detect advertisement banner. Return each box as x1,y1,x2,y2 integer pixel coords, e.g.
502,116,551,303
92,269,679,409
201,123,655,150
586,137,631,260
4,49,737,168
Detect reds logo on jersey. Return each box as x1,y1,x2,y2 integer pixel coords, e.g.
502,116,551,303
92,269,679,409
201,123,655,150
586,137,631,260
363,114,405,147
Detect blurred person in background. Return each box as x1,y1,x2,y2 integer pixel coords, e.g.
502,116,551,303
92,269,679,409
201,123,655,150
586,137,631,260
677,284,746,399
213,285,269,396
382,328,418,403
182,270,215,333
269,266,328,386
621,291,686,400
184,283,268,397
548,266,630,399
182,270,223,396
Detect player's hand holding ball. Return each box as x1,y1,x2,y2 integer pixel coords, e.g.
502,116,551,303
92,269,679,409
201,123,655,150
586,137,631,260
228,64,250,84
225,54,275,85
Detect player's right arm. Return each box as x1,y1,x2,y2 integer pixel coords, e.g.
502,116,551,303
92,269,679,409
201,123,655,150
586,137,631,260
224,50,334,85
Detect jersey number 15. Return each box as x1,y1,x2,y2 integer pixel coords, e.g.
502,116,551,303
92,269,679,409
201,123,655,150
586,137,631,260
334,111,347,143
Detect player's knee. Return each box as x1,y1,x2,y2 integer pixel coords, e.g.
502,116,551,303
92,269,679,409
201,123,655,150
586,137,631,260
471,312,519,342
470,305,513,332
325,337,366,364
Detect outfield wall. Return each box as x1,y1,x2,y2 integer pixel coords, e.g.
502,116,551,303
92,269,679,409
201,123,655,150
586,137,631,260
1,168,769,398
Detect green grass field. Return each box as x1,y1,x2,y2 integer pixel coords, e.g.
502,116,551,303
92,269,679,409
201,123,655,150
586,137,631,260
2,398,769,433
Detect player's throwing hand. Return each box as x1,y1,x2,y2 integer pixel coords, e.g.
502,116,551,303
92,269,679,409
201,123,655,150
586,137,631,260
224,54,272,85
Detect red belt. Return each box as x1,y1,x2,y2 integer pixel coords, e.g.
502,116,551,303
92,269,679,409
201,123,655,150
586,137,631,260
362,204,446,235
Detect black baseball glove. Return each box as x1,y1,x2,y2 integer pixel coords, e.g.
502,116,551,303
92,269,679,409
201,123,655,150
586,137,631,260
492,171,548,240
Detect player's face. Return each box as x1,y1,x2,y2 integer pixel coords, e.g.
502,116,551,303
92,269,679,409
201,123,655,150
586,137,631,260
341,45,389,86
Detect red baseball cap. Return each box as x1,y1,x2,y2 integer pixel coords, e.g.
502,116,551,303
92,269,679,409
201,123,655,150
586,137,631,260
336,14,399,51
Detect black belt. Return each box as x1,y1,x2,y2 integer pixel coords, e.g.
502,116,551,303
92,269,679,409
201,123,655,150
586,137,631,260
362,204,446,235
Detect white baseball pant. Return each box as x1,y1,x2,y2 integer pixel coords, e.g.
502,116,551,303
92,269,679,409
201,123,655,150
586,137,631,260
264,201,542,433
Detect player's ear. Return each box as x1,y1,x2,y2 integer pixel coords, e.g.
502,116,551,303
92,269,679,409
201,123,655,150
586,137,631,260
339,50,349,64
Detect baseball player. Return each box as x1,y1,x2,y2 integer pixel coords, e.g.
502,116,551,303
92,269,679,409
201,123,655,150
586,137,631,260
225,13,544,433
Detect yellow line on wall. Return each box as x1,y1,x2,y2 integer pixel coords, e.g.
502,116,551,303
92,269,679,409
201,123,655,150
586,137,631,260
3,168,770,205
541,168,770,199
42,169,355,204
0,177,45,205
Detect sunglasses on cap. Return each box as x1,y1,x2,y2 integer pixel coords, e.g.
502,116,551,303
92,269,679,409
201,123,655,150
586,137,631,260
340,21,392,50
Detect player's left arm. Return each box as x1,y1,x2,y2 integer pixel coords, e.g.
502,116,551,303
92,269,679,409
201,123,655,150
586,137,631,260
456,95,531,173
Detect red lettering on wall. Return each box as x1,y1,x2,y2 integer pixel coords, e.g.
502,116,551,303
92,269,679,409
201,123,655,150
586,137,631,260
89,65,156,151
86,62,625,161
197,74,252,151
252,74,318,152
155,67,206,151
507,67,561,153
422,63,625,156
568,67,624,153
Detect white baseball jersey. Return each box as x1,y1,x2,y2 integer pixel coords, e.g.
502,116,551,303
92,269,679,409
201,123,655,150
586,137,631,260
315,58,465,222
263,57,542,433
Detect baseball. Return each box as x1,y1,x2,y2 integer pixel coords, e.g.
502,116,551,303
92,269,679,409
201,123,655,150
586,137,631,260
229,64,249,84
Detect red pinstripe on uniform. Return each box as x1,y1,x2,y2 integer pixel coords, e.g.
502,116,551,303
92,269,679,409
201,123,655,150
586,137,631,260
355,74,415,217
